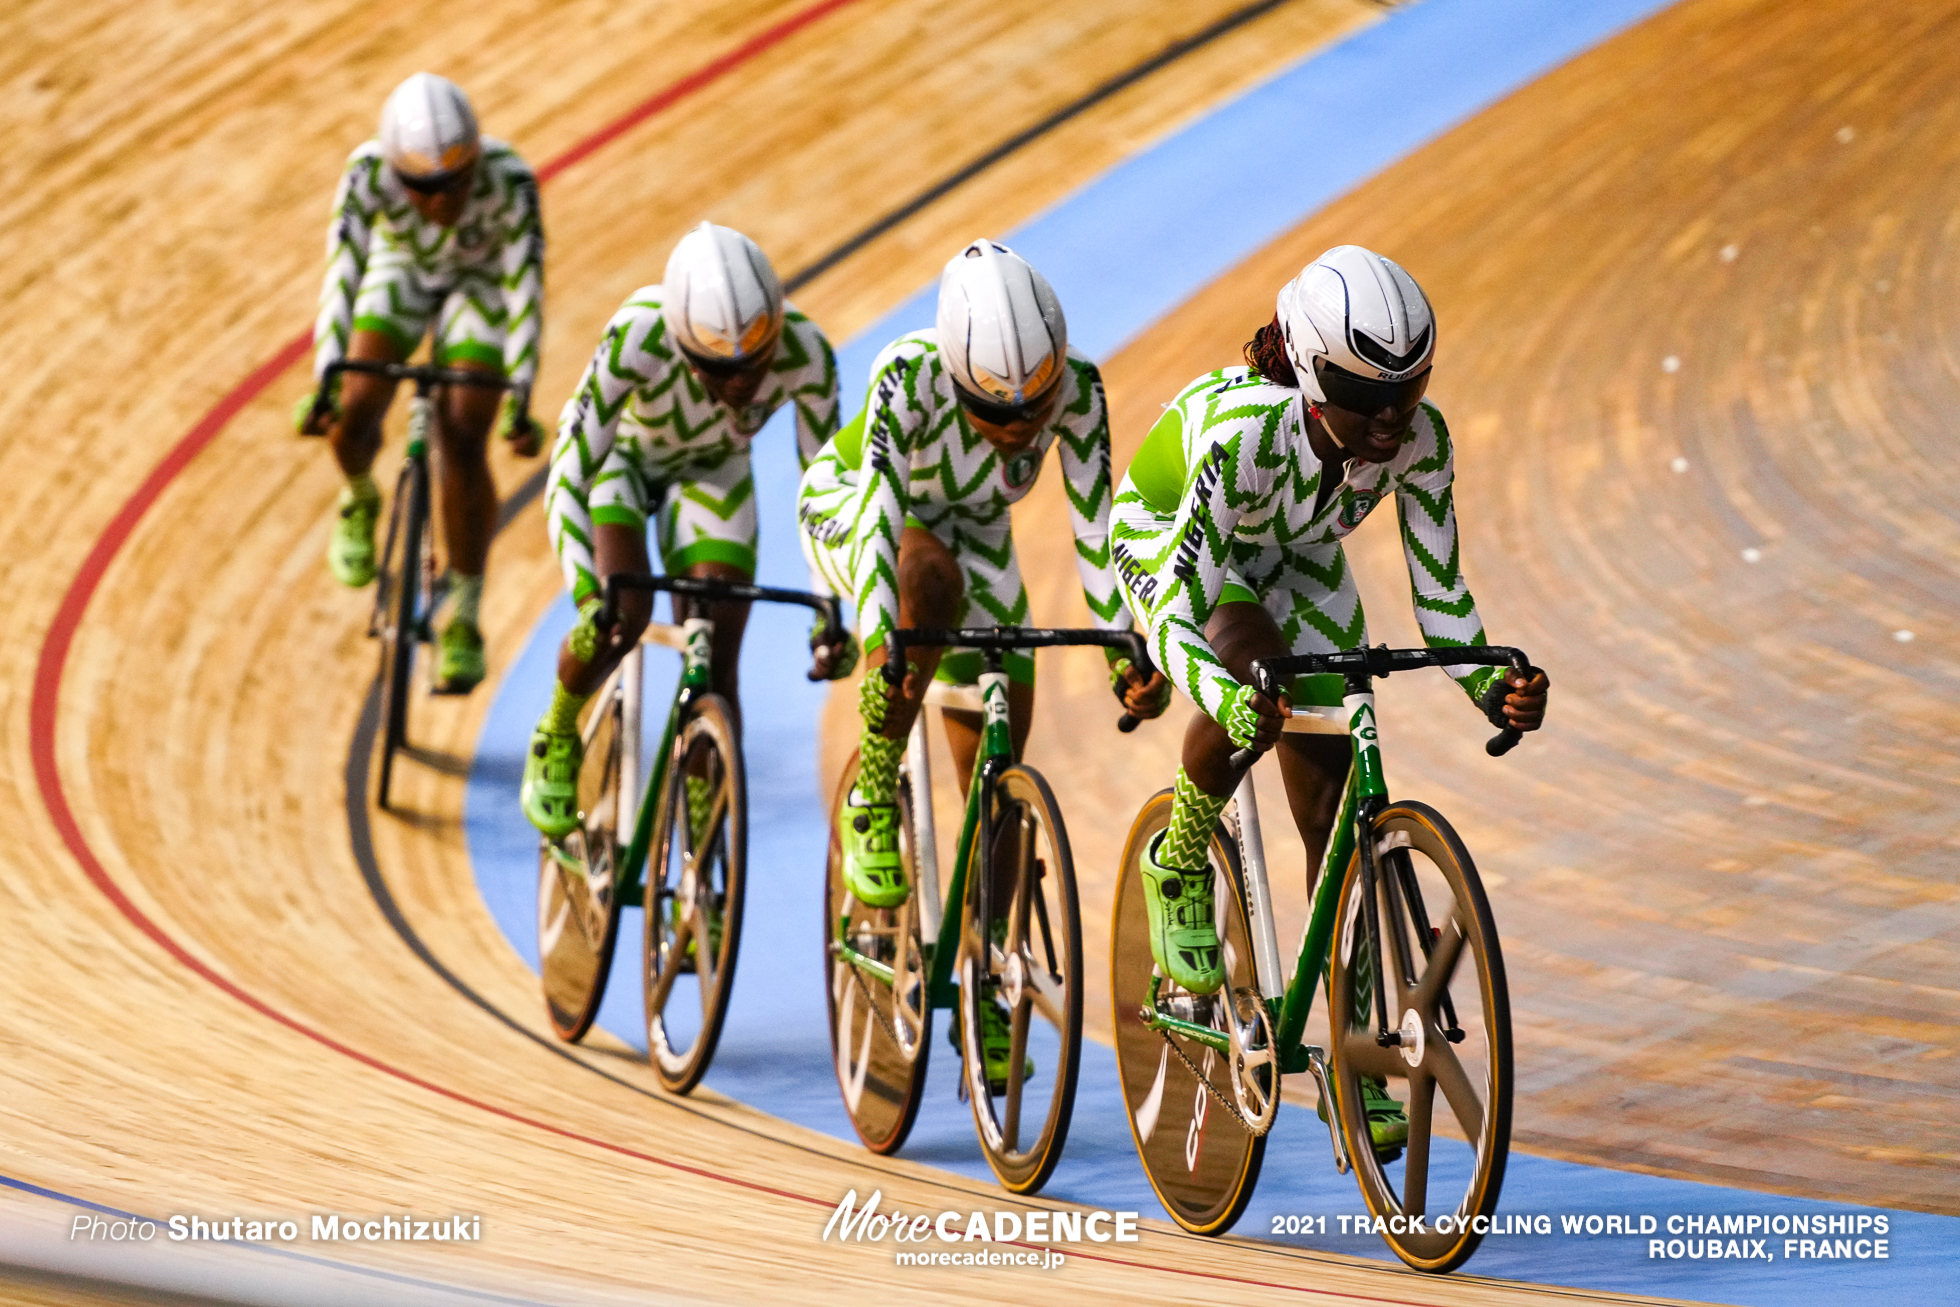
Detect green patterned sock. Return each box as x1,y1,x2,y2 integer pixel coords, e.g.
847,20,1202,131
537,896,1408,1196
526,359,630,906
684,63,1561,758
567,599,603,662
542,681,589,734
344,472,379,506
447,571,483,628
855,674,903,805
1160,766,1229,871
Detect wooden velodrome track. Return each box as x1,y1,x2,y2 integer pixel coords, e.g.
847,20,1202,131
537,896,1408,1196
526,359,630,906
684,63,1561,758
0,0,1948,1304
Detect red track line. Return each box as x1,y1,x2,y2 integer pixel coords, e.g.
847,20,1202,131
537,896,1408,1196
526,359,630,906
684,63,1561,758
23,8,1445,1302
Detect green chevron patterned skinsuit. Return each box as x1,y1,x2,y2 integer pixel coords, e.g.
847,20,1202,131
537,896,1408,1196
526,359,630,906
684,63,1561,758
312,139,543,389
545,286,839,601
797,330,1130,686
1111,367,1499,729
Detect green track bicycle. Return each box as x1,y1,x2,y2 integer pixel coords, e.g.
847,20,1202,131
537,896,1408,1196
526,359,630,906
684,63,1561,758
537,572,841,1094
1112,643,1535,1272
826,625,1151,1194
311,358,511,809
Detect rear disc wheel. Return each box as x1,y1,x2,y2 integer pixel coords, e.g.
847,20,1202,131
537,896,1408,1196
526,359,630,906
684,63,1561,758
824,752,931,1154
536,671,626,1042
1111,789,1265,1234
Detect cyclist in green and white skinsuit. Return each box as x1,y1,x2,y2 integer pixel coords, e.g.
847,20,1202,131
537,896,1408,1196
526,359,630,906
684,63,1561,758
1112,245,1549,1152
297,72,545,693
800,239,1169,1088
521,223,840,837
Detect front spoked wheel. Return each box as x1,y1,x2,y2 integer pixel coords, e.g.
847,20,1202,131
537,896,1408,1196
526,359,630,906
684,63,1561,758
536,664,627,1042
1329,800,1512,1273
1111,789,1265,1234
823,752,932,1154
643,693,746,1094
373,457,428,810
958,764,1082,1195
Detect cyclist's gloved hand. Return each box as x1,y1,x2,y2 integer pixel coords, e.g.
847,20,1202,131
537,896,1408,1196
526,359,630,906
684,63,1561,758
1107,654,1171,719
808,614,859,682
294,382,339,436
1477,666,1550,731
498,388,543,457
1220,680,1289,751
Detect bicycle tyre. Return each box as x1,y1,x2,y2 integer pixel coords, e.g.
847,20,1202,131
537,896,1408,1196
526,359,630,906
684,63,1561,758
643,692,746,1094
956,764,1082,1195
374,456,427,810
536,669,627,1042
823,751,932,1154
1327,800,1512,1273
1111,788,1265,1235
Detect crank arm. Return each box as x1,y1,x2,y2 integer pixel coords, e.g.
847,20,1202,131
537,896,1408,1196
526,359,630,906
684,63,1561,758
1304,1046,1352,1176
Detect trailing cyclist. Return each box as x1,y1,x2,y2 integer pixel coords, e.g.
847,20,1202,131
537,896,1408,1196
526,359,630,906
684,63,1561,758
521,222,840,838
297,72,545,693
1109,244,1550,1152
798,237,1170,1087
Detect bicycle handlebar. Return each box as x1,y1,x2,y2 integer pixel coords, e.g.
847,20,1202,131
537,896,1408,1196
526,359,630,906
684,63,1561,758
597,573,845,681
307,359,515,428
1226,644,1538,772
879,626,1153,734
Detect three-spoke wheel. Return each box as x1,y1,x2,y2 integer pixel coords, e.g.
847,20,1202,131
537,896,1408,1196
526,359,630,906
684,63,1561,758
956,764,1082,1195
535,658,629,1041
643,693,746,1094
823,752,933,1153
1110,789,1267,1234
1328,801,1512,1273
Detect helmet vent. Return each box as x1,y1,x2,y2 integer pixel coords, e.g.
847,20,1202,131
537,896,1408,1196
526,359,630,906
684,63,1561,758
1350,324,1431,375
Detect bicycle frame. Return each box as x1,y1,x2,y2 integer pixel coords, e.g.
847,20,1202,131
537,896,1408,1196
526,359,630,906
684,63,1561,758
539,614,713,905
831,626,1150,1009
1139,645,1532,1080
562,573,844,903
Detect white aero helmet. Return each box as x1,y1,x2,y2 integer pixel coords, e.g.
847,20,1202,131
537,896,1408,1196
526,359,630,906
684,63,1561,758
1277,244,1436,414
662,222,785,370
379,72,480,189
936,239,1067,422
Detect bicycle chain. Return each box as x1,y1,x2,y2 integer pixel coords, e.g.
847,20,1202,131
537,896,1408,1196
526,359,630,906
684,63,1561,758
1158,1025,1268,1137
839,930,930,1057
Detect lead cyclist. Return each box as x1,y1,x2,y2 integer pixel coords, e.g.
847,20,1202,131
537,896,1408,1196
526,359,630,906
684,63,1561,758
296,72,545,693
1109,244,1550,1153
799,238,1171,1088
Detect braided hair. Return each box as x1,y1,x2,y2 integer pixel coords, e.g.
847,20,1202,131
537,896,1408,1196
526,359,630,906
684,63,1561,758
1242,316,1298,388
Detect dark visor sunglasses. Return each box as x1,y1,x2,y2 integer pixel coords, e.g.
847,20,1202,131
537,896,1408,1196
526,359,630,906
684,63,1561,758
680,345,770,378
953,379,1058,427
394,165,473,196
1313,357,1431,417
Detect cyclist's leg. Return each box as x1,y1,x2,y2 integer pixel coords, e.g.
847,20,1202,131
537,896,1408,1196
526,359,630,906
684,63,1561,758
933,521,1034,790
427,280,505,690
328,329,407,477
830,524,964,908
656,455,759,731
523,437,654,836
326,258,429,585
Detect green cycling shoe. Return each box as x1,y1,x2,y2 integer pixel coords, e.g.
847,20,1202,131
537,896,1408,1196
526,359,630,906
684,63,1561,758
839,791,908,908
522,723,583,840
1319,1076,1410,1160
435,617,486,694
951,995,1034,1095
327,482,380,588
1138,831,1225,994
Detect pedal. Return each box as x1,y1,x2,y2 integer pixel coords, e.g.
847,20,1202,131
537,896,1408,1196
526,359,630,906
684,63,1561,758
1303,1046,1351,1175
